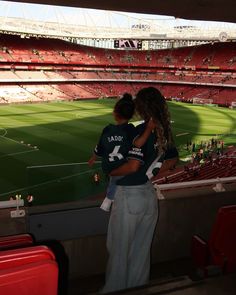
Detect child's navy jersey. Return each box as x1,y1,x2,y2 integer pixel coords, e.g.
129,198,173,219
117,122,164,186
94,123,136,174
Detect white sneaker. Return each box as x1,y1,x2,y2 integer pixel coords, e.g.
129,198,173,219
100,197,113,212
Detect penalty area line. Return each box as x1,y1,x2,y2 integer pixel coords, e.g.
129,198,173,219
0,135,37,150
176,132,189,137
0,127,7,137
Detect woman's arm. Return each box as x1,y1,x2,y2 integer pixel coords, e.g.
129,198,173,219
110,159,141,176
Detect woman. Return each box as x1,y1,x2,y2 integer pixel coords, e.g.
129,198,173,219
101,87,174,293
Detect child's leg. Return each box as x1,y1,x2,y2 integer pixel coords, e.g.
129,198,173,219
100,176,122,212
106,176,119,201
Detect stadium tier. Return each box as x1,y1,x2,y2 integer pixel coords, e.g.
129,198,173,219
0,34,236,68
0,33,235,105
0,34,236,295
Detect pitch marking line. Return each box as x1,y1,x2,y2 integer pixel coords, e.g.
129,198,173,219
27,161,101,169
0,127,7,137
0,136,36,150
0,127,38,150
176,132,189,137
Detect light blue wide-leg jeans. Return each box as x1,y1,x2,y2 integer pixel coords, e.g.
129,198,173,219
101,181,158,293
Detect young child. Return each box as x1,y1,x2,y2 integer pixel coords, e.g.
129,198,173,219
88,93,155,211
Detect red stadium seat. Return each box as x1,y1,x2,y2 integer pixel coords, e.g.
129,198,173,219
0,244,58,295
192,205,236,276
0,245,55,270
0,235,68,295
0,260,58,295
0,234,34,250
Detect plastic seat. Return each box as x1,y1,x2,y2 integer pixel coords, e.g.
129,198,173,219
0,245,58,294
192,205,236,276
0,260,58,295
0,245,55,269
0,234,34,250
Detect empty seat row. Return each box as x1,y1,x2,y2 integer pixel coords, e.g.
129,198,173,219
0,234,61,295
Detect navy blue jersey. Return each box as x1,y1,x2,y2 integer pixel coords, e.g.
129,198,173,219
117,122,164,186
94,123,136,174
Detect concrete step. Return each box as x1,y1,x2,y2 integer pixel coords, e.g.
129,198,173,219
88,275,199,295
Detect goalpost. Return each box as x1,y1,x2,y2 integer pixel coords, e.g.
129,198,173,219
192,97,214,105
231,101,236,108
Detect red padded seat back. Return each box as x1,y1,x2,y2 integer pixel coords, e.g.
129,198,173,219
209,205,236,271
0,260,58,295
0,245,55,270
0,234,33,250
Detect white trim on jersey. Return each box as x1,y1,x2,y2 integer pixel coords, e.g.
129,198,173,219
146,153,164,180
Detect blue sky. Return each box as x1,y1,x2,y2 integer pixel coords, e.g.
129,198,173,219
0,1,236,29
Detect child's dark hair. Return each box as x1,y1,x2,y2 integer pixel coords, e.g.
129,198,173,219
114,93,134,120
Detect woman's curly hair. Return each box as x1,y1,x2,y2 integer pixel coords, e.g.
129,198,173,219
135,87,174,152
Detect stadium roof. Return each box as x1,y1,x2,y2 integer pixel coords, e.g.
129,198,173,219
5,0,236,24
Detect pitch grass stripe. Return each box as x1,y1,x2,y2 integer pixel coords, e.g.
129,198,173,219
0,149,38,159
6,131,78,163
0,104,82,122
62,99,115,106
0,115,37,128
4,105,111,131
3,116,85,144
0,102,113,131
0,134,37,150
0,100,234,204
0,157,32,191
209,107,236,135
16,104,84,119
0,168,97,197
42,101,113,112
6,128,92,164
0,131,71,166
15,101,113,118
0,128,7,136
61,100,115,110
11,125,92,152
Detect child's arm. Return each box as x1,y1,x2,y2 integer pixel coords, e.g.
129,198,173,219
133,118,156,148
88,126,106,166
88,153,97,167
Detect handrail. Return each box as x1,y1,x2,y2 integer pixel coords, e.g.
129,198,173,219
153,176,236,191
0,199,24,209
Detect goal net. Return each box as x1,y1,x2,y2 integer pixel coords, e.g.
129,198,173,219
192,97,214,105
231,101,236,108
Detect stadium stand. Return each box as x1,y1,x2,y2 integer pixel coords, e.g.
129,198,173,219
0,33,235,105
155,148,236,184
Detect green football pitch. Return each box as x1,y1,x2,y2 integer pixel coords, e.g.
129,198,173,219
0,99,235,205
